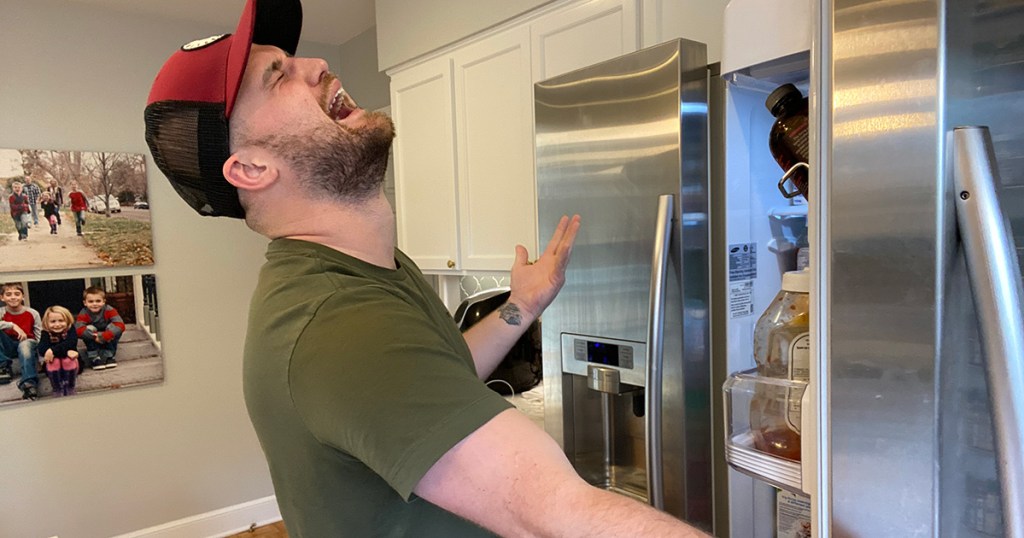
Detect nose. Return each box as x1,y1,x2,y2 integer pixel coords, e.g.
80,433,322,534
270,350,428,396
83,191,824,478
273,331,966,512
291,56,330,87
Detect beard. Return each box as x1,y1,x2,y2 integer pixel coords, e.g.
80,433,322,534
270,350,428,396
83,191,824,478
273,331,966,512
253,112,396,204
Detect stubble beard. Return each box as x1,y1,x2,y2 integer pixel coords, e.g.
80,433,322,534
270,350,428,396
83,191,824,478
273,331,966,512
257,112,396,204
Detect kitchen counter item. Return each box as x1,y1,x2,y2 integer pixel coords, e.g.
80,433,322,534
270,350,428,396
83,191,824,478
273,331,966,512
454,287,541,395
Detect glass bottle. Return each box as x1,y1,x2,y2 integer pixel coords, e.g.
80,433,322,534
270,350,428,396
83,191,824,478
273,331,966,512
750,269,810,460
766,83,810,200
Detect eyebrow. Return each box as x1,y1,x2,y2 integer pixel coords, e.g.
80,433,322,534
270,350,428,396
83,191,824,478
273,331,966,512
262,58,283,89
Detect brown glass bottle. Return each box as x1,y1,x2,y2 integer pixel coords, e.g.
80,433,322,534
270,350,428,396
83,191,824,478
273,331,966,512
766,83,809,200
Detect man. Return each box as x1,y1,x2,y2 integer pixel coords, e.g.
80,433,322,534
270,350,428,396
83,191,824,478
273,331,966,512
145,1,708,536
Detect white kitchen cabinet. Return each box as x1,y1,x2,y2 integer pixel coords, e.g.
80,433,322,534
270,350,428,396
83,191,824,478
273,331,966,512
531,0,639,82
390,0,645,273
452,26,536,271
641,0,727,62
390,56,460,271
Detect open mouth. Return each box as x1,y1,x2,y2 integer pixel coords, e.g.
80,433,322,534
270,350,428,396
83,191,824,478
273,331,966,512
327,86,359,121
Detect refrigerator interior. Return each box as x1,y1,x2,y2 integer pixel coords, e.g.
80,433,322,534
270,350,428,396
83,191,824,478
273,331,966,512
721,51,812,537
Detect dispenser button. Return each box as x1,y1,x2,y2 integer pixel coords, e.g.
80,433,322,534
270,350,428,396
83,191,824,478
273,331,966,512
574,339,586,361
619,346,634,369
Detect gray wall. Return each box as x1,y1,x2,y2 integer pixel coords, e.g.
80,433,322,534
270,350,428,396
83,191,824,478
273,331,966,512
376,0,557,69
0,1,334,536
338,26,392,112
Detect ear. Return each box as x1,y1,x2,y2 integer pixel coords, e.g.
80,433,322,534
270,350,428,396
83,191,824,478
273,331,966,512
222,148,280,192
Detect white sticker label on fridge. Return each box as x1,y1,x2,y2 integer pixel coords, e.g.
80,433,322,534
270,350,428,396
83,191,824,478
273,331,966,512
729,280,754,318
729,243,757,281
777,490,812,538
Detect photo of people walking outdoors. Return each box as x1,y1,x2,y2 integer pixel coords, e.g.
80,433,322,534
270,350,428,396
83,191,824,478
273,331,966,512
0,148,154,272
0,274,162,406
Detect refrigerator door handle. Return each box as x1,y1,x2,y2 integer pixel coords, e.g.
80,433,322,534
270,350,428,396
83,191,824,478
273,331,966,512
953,126,1024,538
646,193,674,511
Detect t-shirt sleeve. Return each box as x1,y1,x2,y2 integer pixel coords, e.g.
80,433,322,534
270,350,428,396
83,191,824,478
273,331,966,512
289,288,512,501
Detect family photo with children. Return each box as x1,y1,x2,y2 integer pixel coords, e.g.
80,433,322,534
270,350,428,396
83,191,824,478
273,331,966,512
0,148,154,273
0,275,163,406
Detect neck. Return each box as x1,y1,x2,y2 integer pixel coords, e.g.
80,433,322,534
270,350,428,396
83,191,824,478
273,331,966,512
257,189,397,269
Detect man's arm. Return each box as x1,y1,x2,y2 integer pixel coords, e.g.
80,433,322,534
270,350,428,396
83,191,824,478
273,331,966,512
464,215,580,379
414,408,709,537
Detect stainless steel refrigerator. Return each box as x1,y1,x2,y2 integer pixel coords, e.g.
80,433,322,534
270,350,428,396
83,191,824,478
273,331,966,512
535,38,715,530
722,0,1024,535
535,1,1024,536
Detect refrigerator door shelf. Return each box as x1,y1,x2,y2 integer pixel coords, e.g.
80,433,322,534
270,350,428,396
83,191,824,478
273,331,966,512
723,369,808,494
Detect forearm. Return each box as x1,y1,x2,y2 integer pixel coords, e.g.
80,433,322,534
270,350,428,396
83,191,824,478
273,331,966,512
532,481,710,538
463,300,534,379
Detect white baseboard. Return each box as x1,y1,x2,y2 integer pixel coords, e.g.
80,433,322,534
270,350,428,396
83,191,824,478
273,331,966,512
115,496,281,538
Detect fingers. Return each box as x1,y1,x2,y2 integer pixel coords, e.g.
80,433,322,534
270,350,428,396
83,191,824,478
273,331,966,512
543,215,581,257
542,215,569,256
514,244,530,267
558,215,581,257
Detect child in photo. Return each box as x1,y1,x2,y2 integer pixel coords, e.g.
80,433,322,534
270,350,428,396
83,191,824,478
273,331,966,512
75,286,125,370
40,191,60,235
9,182,31,241
0,283,41,400
67,181,88,237
38,306,79,397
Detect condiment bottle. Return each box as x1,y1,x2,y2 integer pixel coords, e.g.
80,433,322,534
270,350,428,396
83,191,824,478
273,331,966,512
766,83,810,200
750,269,810,460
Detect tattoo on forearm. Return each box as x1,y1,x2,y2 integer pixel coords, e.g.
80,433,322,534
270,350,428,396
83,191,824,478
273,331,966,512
498,303,523,326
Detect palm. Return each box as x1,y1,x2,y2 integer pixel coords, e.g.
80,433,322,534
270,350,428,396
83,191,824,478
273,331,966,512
509,215,581,319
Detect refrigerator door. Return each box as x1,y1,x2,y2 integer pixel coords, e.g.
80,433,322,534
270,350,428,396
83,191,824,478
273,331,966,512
828,0,1024,535
535,39,712,528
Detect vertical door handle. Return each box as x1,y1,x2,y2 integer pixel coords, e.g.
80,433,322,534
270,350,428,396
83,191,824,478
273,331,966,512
953,126,1024,538
646,194,674,510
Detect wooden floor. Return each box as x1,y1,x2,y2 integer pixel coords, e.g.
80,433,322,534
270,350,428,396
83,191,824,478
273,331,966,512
225,521,288,537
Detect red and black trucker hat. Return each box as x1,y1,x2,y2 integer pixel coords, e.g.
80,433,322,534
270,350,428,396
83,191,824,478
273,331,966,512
144,0,302,218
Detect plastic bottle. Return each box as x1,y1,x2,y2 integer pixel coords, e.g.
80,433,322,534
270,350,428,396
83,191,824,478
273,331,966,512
766,83,810,200
750,269,810,460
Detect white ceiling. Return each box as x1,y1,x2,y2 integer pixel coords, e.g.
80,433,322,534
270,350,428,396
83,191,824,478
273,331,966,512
65,0,376,46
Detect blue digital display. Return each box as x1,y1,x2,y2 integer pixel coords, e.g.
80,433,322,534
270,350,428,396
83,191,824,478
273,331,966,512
587,341,619,366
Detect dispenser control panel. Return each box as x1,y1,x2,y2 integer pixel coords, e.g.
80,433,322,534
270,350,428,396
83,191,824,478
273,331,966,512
561,333,646,387
572,339,634,369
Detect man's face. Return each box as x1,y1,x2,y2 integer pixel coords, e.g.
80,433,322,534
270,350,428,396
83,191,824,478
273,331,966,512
230,45,395,202
13,185,22,194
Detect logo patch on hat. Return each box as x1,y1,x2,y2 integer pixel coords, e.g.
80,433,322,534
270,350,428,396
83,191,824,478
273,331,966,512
182,34,229,52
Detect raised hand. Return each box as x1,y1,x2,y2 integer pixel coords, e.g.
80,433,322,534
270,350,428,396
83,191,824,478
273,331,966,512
508,215,581,321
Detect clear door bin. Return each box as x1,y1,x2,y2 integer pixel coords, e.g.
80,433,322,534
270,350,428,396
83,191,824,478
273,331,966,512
723,369,806,493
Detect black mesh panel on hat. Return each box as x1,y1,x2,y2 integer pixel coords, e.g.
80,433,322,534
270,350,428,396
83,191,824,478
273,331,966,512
144,101,245,218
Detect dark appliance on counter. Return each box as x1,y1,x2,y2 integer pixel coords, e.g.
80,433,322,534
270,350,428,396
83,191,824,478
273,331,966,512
454,287,542,395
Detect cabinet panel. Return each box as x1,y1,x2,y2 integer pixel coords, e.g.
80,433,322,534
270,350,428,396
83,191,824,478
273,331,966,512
531,0,639,82
641,0,727,62
390,58,460,271
454,27,536,270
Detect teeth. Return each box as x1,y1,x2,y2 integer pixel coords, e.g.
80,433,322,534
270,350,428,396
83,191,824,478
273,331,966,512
327,84,358,120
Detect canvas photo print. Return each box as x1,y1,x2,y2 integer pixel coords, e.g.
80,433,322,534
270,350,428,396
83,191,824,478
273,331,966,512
0,148,154,272
0,274,163,406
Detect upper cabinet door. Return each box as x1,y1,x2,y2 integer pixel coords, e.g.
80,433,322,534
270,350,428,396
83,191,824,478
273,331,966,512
453,27,536,271
390,56,460,271
531,0,639,82
641,0,726,63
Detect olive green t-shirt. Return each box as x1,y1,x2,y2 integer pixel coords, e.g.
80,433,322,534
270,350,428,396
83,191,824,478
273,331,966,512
243,239,512,537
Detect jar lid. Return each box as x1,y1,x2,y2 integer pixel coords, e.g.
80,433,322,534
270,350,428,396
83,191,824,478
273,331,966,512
781,268,809,294
765,83,802,116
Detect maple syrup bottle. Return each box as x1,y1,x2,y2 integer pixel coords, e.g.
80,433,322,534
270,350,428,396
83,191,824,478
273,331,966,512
766,83,810,200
